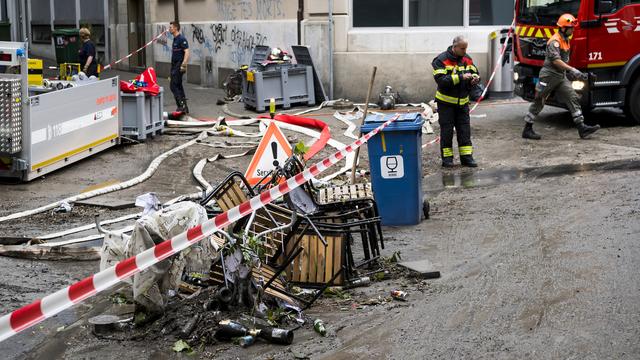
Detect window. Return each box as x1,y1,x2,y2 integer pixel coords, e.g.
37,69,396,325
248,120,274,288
353,0,514,27
594,0,640,14
79,24,105,45
31,24,52,44
519,0,579,25
410,0,463,26
470,0,514,25
0,0,7,22
353,0,403,27
54,0,76,25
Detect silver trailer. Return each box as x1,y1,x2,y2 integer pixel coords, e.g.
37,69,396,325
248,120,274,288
0,41,120,181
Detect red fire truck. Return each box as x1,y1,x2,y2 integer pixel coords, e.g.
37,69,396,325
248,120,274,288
513,0,640,123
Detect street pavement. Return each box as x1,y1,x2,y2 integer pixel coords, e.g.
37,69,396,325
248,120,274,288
0,69,638,359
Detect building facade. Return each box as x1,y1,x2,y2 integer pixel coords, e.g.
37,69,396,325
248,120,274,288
7,0,514,102
4,0,110,64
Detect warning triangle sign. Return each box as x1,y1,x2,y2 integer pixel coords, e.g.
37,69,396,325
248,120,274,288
245,122,293,186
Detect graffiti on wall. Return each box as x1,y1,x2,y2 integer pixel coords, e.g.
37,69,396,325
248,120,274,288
216,0,285,21
211,23,227,53
154,21,296,68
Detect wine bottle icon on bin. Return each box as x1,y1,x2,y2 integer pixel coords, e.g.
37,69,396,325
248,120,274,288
385,156,398,175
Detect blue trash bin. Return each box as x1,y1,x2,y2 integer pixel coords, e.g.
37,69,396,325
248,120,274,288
361,112,424,225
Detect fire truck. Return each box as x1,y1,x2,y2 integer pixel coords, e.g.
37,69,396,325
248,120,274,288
513,0,640,123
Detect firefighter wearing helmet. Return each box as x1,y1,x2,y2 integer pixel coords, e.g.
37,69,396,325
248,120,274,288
522,14,600,140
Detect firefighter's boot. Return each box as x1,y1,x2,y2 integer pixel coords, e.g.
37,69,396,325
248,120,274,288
181,98,190,114
442,157,454,168
577,122,600,139
175,97,183,113
522,122,541,140
460,155,478,168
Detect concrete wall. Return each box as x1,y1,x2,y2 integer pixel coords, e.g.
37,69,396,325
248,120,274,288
334,29,493,102
152,0,297,22
152,20,297,86
142,0,502,100
149,0,299,86
303,0,502,102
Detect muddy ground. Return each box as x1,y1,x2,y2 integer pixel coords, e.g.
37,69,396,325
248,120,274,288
1,71,639,359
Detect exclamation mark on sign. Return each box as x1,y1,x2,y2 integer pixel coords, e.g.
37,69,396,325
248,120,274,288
271,142,279,167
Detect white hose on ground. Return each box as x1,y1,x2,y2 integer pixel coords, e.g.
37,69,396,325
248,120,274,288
333,111,361,140
0,131,212,224
192,158,213,193
2,103,356,225
192,148,258,192
37,213,140,240
38,226,135,247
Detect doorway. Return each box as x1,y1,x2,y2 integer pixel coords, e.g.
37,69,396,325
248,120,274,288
127,0,145,69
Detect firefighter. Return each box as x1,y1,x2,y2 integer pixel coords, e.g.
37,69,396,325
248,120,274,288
432,36,480,168
169,21,190,113
522,14,600,140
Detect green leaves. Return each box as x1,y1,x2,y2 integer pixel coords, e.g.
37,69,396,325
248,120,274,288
172,339,193,354
293,142,310,156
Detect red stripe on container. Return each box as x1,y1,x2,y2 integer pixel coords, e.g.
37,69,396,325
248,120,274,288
186,225,203,242
322,158,331,167
335,152,344,160
68,276,96,302
115,257,138,279
154,239,174,260
345,145,352,152
10,301,44,332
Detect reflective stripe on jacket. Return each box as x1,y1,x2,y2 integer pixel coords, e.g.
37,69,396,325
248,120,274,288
432,46,479,106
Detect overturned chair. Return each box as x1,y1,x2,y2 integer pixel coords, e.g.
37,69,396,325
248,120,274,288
200,171,344,308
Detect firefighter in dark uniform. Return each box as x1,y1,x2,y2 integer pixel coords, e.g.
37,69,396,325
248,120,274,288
522,13,600,139
169,21,190,113
432,36,480,168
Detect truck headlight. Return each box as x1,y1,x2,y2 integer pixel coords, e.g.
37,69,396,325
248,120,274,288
572,81,585,90
513,72,519,81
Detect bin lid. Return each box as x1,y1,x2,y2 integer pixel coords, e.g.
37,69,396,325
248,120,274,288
360,112,423,133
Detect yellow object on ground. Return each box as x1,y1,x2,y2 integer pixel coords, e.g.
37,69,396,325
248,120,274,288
59,63,81,80
27,59,43,86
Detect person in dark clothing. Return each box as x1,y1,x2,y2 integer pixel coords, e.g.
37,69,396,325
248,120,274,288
169,21,190,113
78,27,98,77
432,36,480,168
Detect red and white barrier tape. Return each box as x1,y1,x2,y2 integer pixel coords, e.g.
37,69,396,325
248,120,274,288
422,136,441,149
470,20,516,113
0,115,400,342
102,31,168,71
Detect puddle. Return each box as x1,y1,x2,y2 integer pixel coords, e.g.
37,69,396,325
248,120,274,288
424,159,640,195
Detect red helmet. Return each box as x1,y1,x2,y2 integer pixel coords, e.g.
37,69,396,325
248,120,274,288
557,14,578,28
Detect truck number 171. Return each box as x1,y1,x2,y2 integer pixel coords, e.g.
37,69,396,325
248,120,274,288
588,52,603,61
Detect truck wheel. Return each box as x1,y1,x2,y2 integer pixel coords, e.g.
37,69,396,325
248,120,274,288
624,78,640,125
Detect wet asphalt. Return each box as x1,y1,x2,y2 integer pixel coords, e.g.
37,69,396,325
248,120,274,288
0,70,639,359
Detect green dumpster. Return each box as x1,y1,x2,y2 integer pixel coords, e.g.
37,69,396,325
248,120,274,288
0,22,11,41
52,28,80,64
